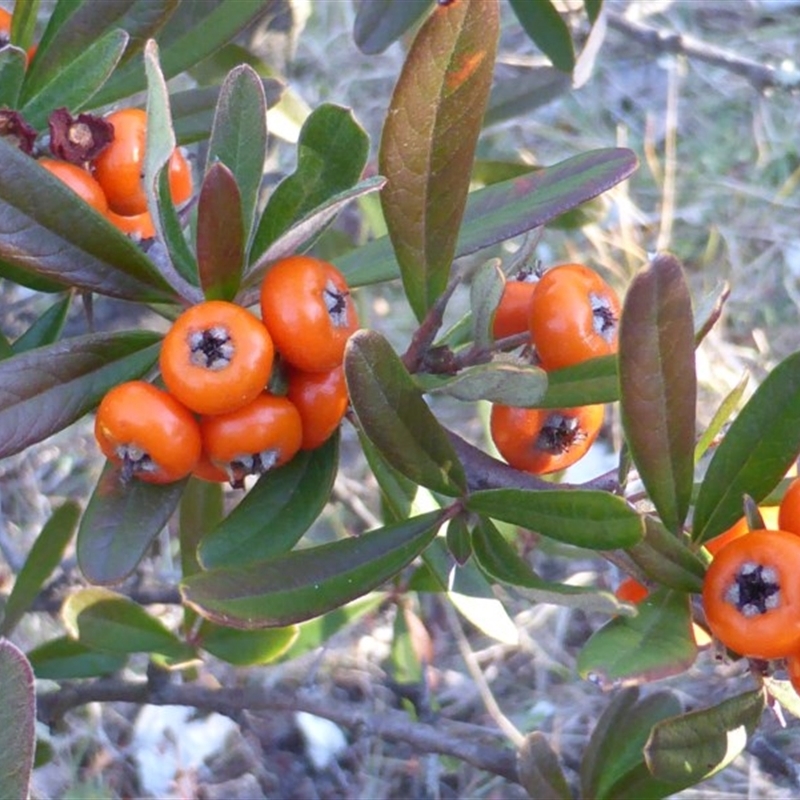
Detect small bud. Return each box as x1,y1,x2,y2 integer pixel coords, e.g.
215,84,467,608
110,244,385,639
0,107,37,154
48,107,113,164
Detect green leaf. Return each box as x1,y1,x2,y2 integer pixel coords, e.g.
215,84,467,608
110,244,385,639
585,0,604,25
518,732,572,800
345,329,467,496
484,65,572,129
466,488,644,550
179,477,224,581
536,355,618,408
0,640,35,800
694,372,747,463
12,293,71,354
77,463,186,585
206,64,267,244
198,436,339,570
509,0,575,72
353,0,432,54
0,46,26,106
63,588,194,660
251,104,369,262
0,258,66,294
197,162,244,301
626,517,705,594
693,351,800,543
422,535,518,645
470,258,504,348
471,517,623,614
581,687,684,800
196,620,298,666
576,589,698,688
27,636,128,680
445,514,472,566
171,78,282,145
619,254,696,532
0,502,80,636
155,162,199,287
645,690,765,787
9,0,38,51
0,138,176,301
20,27,129,129
338,148,639,288
182,510,444,629
0,331,160,459
379,0,499,320
416,362,548,407
242,176,386,297
89,0,271,109
762,676,800,721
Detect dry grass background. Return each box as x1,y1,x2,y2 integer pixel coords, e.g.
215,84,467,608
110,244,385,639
5,0,800,797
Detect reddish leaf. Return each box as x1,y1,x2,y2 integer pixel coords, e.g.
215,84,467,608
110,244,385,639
379,0,499,320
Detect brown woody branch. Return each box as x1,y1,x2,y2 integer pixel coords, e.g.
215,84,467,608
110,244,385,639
37,677,521,785
606,11,800,93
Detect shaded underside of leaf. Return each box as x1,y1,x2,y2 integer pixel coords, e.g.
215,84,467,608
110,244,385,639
0,639,35,800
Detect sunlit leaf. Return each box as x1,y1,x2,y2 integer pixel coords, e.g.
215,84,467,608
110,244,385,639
416,362,548,406
196,620,298,666
182,511,444,629
470,258,504,349
0,502,80,636
619,254,696,533
536,354,618,407
694,372,747,464
693,351,800,543
0,331,160,459
379,0,499,319
345,329,467,496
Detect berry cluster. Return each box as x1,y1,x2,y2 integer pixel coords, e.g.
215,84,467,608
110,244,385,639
95,256,359,488
38,107,193,240
489,263,621,475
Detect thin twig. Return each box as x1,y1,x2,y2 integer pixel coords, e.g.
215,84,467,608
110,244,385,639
36,677,521,785
607,11,800,93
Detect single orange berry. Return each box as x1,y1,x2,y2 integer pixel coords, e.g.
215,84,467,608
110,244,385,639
492,272,537,340
107,209,156,240
39,158,109,214
615,577,649,604
286,364,348,450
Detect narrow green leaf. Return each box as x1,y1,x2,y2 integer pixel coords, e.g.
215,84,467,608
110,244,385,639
0,331,12,361
472,517,622,613
0,640,35,800
89,0,271,109
207,64,267,245
0,258,66,294
693,351,800,543
694,372,748,463
582,687,684,800
77,463,186,585
422,536,518,645
27,636,128,680
358,431,419,524
416,362,548,407
693,280,730,345
518,732,572,800
379,0,499,320
484,65,572,128
619,254,696,533
182,511,444,629
0,502,80,636
470,258,504,348
198,436,339,570
20,28,129,129
509,0,575,72
12,293,71,354
179,478,223,581
626,517,705,594
445,514,472,566
242,176,386,297
63,588,194,660
536,354,618,408
645,690,765,787
338,148,638,288
0,138,176,301
0,46,26,106
353,0,432,54
466,488,644,550
155,163,199,287
196,620,298,666
251,104,369,262
345,329,467,496
197,162,244,301
585,0,604,25
173,79,280,145
576,589,697,688
0,331,160,459
9,0,38,51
